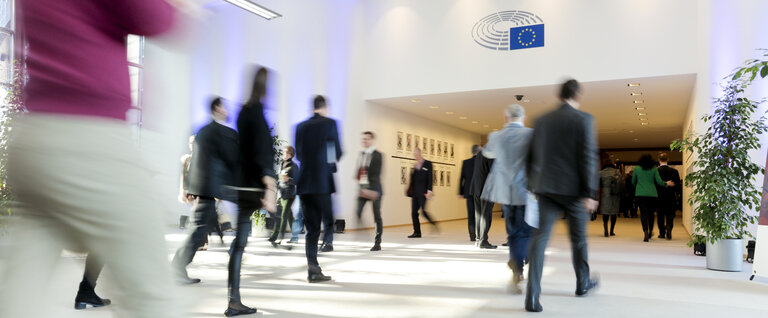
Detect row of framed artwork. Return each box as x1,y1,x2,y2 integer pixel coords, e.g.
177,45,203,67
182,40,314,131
399,161,454,188
396,131,456,162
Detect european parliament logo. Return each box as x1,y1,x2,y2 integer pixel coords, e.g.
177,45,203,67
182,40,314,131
472,10,545,51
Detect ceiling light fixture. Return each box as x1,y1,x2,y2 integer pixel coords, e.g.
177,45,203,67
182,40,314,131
633,100,644,104
523,99,530,103
483,124,489,127
628,83,640,87
635,107,646,110
445,111,454,115
641,122,649,126
459,116,468,120
630,92,643,96
428,105,439,109
638,113,647,116
629,130,635,133
639,118,648,121
411,99,423,103
471,121,479,124
224,0,282,19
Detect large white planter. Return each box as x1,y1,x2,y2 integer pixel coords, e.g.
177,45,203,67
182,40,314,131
251,219,269,237
706,239,743,272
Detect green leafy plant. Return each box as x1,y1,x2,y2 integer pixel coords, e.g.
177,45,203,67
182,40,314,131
672,49,768,246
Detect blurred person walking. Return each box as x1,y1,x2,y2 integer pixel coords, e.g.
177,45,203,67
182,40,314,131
0,1,179,317
268,145,298,248
599,161,622,237
407,147,437,237
355,131,384,251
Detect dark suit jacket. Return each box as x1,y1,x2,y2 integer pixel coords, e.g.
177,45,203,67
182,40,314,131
188,120,240,200
357,150,383,194
468,153,494,197
459,157,475,198
528,103,599,199
295,113,343,195
237,102,275,189
656,165,681,205
410,160,433,197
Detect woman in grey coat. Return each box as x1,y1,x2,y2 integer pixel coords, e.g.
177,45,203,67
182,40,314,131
599,162,622,237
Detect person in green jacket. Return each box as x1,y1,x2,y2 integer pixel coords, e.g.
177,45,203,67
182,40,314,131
632,154,675,242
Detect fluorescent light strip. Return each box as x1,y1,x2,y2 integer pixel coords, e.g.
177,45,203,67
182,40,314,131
225,0,282,20
628,83,640,87
630,92,642,96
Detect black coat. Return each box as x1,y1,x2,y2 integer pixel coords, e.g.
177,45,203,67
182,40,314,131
656,165,681,205
410,160,433,198
468,153,494,197
295,113,343,195
188,120,239,200
278,159,299,199
237,102,276,189
459,157,475,198
357,150,383,194
528,103,599,199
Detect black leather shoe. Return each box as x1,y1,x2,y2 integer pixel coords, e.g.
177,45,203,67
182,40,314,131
176,275,201,285
370,244,381,251
407,233,421,238
74,279,111,310
575,278,600,297
224,302,257,317
502,242,509,246
320,243,334,252
643,231,650,242
666,232,672,240
75,298,111,310
610,232,616,236
525,301,543,312
308,272,332,283
479,241,497,249
470,238,476,242
658,233,666,239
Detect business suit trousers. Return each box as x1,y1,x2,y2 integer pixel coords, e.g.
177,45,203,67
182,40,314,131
411,195,436,234
473,196,494,243
300,194,334,271
357,195,383,244
228,198,260,303
503,205,530,271
0,114,179,318
465,198,476,240
657,200,676,234
526,194,591,307
172,196,218,275
636,197,657,235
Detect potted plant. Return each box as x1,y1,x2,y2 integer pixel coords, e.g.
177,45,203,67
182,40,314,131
672,50,768,271
250,127,286,237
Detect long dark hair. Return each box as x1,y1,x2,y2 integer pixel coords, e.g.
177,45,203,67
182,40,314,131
638,154,656,170
246,67,268,105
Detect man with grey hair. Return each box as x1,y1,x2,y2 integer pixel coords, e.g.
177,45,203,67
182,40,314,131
481,104,533,294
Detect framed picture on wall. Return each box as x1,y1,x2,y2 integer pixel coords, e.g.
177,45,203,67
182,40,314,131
439,170,445,186
430,139,435,155
406,133,412,152
397,131,403,151
450,143,455,159
446,171,451,187
400,166,407,185
432,167,438,185
414,135,420,152
437,140,442,158
422,137,428,154
443,141,448,157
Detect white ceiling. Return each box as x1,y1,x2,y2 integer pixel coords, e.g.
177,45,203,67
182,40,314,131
369,74,696,149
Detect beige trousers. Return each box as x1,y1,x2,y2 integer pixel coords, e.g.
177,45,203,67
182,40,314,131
0,114,179,318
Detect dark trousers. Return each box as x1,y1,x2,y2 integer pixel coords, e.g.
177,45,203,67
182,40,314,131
172,196,217,276
526,194,590,307
411,195,436,234
269,198,295,243
465,197,476,240
473,196,494,242
300,194,334,271
228,199,260,303
357,194,383,244
657,200,676,234
503,205,530,272
636,196,657,234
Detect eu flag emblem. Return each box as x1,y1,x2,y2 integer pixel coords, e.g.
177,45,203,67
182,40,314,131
510,24,545,50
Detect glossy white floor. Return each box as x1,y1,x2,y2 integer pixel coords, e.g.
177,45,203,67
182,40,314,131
7,214,768,317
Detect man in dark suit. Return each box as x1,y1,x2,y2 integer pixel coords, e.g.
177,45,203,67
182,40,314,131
656,153,682,240
468,149,496,249
295,95,342,283
459,145,481,242
525,79,600,312
356,131,384,251
408,147,437,237
172,97,240,284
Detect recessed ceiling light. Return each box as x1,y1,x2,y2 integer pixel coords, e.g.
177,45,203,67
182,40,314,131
610,154,615,157
471,121,479,124
411,99,423,103
483,124,489,127
641,122,649,126
639,118,648,121
638,113,647,116
635,107,646,110
629,130,635,133
633,100,644,104
445,111,454,115
634,138,639,142
523,99,530,103
428,105,439,109
628,83,640,87
630,92,643,96
459,116,468,120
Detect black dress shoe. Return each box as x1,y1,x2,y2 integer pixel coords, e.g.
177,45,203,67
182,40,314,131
224,302,257,317
370,244,381,251
470,238,476,242
407,233,421,238
610,232,616,236
525,302,543,312
643,231,650,242
320,243,334,252
479,241,497,249
176,276,201,285
658,233,666,239
308,272,333,283
575,278,600,297
502,242,509,246
666,232,672,240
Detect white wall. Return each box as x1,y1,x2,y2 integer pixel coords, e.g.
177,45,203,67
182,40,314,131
362,0,699,99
